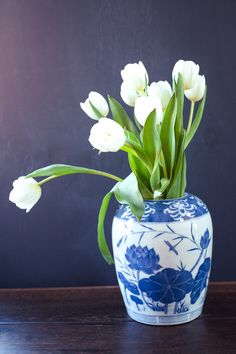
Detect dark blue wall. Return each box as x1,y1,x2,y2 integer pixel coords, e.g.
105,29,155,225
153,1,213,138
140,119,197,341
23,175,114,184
0,0,235,287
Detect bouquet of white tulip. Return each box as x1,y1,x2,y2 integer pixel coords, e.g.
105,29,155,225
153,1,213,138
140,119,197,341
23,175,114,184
9,59,206,264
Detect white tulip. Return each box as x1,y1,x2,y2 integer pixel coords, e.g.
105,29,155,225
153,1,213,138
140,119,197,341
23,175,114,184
80,91,109,120
121,61,148,94
172,60,200,90
88,118,126,152
148,81,172,111
185,75,206,102
9,177,42,213
134,96,163,126
120,82,139,107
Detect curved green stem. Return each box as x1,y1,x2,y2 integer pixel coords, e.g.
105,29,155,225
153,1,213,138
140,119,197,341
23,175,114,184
37,170,123,186
38,175,58,186
186,101,195,134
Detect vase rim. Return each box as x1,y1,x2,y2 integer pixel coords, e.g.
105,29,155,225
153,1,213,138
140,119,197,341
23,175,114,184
143,192,189,203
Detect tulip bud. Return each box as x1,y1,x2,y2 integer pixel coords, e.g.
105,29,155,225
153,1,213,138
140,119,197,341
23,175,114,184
134,96,163,126
88,118,126,152
9,177,42,212
148,81,172,111
121,61,148,93
80,91,109,120
172,60,200,90
185,75,206,102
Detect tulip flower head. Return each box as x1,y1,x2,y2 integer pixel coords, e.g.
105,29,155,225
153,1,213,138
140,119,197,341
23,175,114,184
172,60,206,102
80,91,109,119
88,118,126,152
185,75,206,102
9,177,42,212
148,81,172,111
120,61,148,107
134,96,163,126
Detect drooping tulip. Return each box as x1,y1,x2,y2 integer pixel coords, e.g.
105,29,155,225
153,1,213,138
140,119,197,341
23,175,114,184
9,177,42,212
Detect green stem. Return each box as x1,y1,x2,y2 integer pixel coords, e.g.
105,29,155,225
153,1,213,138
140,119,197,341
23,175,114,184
38,171,123,186
186,101,195,134
38,175,58,185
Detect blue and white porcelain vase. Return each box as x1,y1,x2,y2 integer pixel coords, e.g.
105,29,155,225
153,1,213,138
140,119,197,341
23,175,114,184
112,193,213,326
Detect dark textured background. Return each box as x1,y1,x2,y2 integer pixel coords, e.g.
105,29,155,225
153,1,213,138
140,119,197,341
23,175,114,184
0,0,235,287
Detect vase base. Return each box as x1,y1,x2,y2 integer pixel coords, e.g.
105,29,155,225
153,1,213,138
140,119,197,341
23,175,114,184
126,306,203,326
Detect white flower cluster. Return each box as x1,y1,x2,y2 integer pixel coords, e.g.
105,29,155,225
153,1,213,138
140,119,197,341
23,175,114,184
80,59,205,153
9,59,206,213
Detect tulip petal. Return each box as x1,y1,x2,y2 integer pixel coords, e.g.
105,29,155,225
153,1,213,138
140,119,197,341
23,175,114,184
134,96,163,126
80,91,109,119
185,75,206,102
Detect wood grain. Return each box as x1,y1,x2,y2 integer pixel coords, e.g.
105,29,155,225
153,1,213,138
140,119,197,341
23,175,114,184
0,283,235,353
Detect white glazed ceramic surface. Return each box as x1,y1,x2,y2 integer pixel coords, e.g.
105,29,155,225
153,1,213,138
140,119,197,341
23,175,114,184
112,194,213,325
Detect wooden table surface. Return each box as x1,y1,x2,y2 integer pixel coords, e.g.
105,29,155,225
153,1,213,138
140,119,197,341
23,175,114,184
0,282,235,353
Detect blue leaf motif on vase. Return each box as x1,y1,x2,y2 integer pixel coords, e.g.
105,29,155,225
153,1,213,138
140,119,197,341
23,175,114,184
125,245,161,274
139,268,193,304
190,257,211,304
200,229,211,249
118,272,140,295
130,295,143,305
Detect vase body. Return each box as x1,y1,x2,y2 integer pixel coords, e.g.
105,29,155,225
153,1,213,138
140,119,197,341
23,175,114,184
112,193,213,326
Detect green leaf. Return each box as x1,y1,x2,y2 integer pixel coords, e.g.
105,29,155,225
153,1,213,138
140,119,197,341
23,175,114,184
88,100,104,119
134,115,143,132
150,161,160,192
108,96,139,138
97,190,115,265
142,110,161,164
114,173,145,220
185,87,207,148
142,110,162,193
167,132,186,198
127,153,153,199
26,164,122,182
160,178,170,193
174,74,184,155
122,137,153,174
175,74,184,138
160,94,177,176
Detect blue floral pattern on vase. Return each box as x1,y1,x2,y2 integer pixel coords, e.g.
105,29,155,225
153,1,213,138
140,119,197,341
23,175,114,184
190,257,211,304
112,194,213,325
115,193,208,222
125,245,161,274
118,272,139,295
139,268,193,304
200,229,211,249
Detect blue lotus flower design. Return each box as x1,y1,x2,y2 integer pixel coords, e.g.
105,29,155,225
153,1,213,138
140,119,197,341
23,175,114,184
125,245,161,274
139,268,193,304
190,257,211,304
118,272,140,295
200,229,211,249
